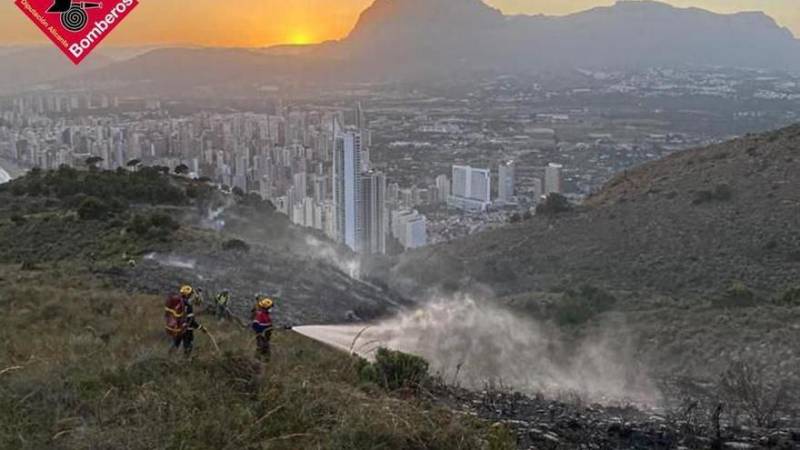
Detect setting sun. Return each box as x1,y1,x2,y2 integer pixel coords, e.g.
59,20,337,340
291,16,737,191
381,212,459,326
288,31,314,45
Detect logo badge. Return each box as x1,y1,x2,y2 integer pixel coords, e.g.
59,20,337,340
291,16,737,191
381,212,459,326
15,0,139,65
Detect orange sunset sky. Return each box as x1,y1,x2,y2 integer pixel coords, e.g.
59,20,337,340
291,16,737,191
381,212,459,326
2,0,798,47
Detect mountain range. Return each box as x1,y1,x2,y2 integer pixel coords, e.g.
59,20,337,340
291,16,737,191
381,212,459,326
5,0,797,92
332,0,800,77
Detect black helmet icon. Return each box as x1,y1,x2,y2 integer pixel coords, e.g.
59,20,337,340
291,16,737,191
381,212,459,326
47,1,103,33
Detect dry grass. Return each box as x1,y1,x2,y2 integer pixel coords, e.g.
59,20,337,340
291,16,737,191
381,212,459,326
0,266,501,450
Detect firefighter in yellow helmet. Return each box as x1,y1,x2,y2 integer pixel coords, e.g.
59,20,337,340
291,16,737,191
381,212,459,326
180,284,205,308
165,285,202,356
251,296,274,360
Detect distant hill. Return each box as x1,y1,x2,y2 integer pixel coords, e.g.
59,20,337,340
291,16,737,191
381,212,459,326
391,124,800,300
64,0,800,90
0,46,112,94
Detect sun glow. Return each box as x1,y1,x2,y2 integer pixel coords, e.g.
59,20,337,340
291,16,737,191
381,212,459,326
288,31,314,45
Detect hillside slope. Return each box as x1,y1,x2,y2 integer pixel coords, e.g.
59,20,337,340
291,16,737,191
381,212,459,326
0,266,501,449
0,166,406,325
394,124,800,300
384,124,800,383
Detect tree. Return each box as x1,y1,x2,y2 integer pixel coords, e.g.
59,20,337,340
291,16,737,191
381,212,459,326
77,196,110,220
84,156,104,168
719,361,788,427
174,164,190,175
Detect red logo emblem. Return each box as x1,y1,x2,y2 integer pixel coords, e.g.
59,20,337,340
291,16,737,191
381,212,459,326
15,0,139,65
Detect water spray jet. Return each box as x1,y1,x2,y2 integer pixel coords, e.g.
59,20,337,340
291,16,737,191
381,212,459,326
295,296,661,406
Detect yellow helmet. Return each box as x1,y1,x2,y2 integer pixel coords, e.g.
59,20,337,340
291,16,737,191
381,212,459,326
180,285,193,297
258,298,274,310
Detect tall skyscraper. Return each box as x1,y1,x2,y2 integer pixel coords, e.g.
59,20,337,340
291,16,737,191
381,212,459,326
360,171,387,255
545,163,563,195
531,177,544,201
312,174,327,204
498,160,516,204
435,174,451,203
355,102,367,131
293,172,307,201
450,165,491,211
333,130,363,252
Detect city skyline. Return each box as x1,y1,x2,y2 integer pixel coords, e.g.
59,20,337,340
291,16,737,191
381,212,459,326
1,0,798,47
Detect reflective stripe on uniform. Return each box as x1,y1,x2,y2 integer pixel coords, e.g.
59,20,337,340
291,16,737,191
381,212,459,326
165,307,183,317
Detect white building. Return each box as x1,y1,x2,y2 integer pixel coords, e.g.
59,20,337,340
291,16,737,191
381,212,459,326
449,165,491,212
293,172,307,200
545,163,563,195
435,174,451,203
391,209,428,250
333,130,363,252
498,160,516,204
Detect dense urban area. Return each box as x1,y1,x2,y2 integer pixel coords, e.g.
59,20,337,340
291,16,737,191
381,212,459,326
2,67,799,252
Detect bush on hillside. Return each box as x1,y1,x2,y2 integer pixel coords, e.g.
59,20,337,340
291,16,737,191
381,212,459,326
692,183,733,205
9,165,187,206
553,284,618,326
222,238,250,253
713,282,757,308
719,360,788,427
128,212,180,240
777,286,800,306
77,196,110,220
359,348,430,391
174,164,190,175
536,193,571,215
237,192,277,214
185,182,214,200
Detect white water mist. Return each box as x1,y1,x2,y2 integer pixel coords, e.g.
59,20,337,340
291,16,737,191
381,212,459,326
296,295,660,405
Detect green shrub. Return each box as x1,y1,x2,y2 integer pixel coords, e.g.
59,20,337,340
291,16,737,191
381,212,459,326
553,284,618,326
713,282,757,308
536,193,571,215
554,296,595,327
693,183,733,205
128,212,180,239
359,348,430,391
77,196,110,220
148,213,179,231
777,287,800,306
222,239,250,253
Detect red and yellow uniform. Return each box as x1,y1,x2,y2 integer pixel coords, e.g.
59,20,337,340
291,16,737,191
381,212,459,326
252,298,274,360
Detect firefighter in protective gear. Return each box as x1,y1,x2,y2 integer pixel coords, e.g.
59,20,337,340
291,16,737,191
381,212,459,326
166,287,202,356
182,284,205,304
252,297,274,360
180,285,193,298
215,289,231,320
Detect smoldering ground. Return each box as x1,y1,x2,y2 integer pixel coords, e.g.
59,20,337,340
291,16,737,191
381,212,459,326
296,295,661,405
